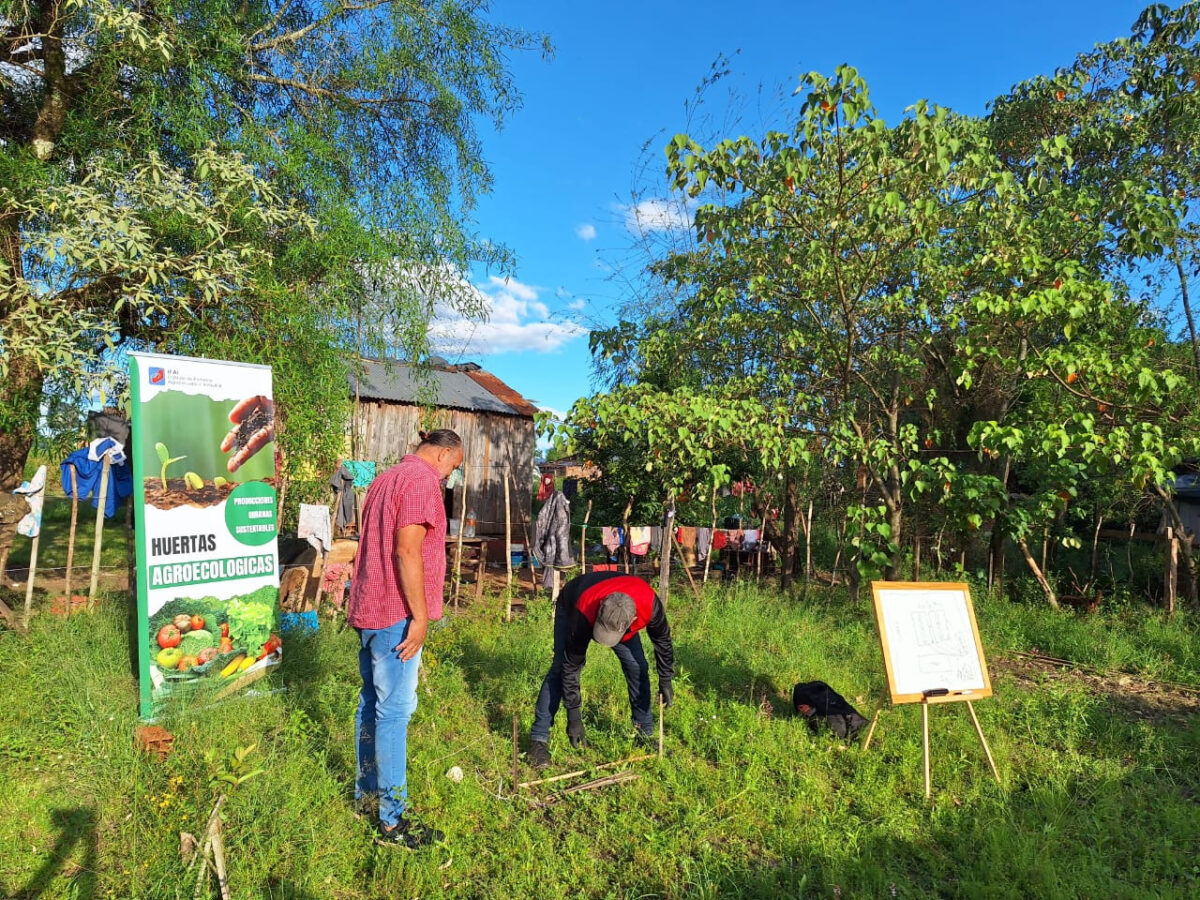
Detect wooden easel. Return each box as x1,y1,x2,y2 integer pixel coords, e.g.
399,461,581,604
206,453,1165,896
868,581,1003,798
862,687,1001,798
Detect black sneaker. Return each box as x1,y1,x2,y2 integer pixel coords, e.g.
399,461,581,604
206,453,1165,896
374,816,444,850
529,740,551,770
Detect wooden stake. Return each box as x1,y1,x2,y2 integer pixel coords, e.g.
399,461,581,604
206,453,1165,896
922,697,931,799
658,694,664,758
517,753,655,789
703,485,717,585
580,499,592,576
452,479,468,607
511,713,519,789
512,470,538,596
211,812,231,900
22,532,40,629
88,454,111,610
861,708,882,751
527,771,640,807
1166,526,1178,616
65,464,78,599
965,701,1001,785
504,466,513,596
621,496,633,575
671,528,702,602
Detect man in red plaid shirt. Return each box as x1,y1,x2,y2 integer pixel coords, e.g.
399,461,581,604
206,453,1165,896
347,429,463,848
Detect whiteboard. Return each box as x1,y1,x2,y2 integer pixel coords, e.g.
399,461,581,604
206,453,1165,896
871,582,992,705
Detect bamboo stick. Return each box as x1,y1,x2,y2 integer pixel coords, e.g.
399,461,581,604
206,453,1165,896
580,499,592,576
703,484,717,585
922,697,931,799
511,713,519,789
658,694,664,759
965,701,1001,785
88,455,111,610
22,532,40,629
453,479,468,607
504,466,513,591
65,465,78,599
527,771,640,807
517,753,656,789
672,528,702,602
512,470,538,596
621,496,633,574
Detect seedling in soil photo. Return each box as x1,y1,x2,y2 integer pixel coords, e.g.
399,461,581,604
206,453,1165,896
155,442,186,490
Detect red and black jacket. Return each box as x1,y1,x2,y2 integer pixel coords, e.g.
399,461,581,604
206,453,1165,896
558,571,674,711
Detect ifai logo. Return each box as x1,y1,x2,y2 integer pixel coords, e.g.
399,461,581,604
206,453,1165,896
148,367,166,386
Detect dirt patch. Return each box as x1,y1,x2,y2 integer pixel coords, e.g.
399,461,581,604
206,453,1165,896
995,652,1200,727
144,478,236,510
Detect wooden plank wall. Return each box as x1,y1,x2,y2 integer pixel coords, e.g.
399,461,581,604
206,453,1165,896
353,401,535,535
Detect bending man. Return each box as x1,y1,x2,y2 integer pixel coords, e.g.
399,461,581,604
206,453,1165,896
529,572,674,768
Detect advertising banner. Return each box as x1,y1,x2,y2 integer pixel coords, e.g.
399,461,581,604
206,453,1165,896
129,352,281,720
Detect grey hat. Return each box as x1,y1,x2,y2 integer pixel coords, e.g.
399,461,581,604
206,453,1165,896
592,592,636,647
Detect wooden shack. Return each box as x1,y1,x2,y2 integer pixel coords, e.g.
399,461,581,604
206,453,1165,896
349,358,537,535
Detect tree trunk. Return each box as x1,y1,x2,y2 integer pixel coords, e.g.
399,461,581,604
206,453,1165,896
0,356,44,491
1017,538,1059,609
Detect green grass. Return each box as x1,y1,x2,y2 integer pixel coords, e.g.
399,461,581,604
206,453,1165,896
1,583,1198,899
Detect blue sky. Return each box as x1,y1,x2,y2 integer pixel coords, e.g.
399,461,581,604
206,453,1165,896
432,0,1152,421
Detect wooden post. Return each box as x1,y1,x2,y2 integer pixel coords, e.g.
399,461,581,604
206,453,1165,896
621,496,633,575
922,696,931,799
511,470,538,596
504,468,513,621
804,499,814,581
580,499,592,576
88,455,112,610
913,533,922,582
755,510,768,581
672,528,702,602
453,480,468,607
965,701,1001,785
861,708,882,751
658,497,673,604
512,713,519,788
703,485,718,585
22,532,40,629
65,465,79,600
658,694,664,759
1166,526,1178,616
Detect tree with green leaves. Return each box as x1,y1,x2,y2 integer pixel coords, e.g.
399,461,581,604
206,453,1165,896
1,0,546,490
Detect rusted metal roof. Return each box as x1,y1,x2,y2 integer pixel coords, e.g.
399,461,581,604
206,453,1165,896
350,359,536,418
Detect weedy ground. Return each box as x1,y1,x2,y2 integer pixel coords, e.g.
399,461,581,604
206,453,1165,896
1,580,1198,899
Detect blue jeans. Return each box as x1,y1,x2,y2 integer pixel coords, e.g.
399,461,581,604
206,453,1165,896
355,619,421,827
530,606,654,742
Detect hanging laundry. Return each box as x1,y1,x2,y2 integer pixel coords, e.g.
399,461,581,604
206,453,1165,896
696,527,712,561
87,436,127,466
711,530,729,551
61,445,132,519
601,526,621,555
534,491,575,567
677,526,697,549
321,562,352,610
628,526,652,556
14,465,47,538
298,503,332,552
537,472,555,502
649,526,662,551
329,463,356,530
743,529,760,551
343,460,376,489
562,477,578,500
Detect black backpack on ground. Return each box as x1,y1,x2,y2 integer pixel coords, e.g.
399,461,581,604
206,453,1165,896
792,680,869,740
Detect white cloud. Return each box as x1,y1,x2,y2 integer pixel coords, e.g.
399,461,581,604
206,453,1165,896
575,223,597,241
621,198,693,233
567,298,587,312
429,276,588,356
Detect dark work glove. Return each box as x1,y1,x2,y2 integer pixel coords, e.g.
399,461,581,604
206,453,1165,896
658,678,674,709
566,707,586,748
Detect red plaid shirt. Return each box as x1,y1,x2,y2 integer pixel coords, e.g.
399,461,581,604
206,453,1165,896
347,455,447,629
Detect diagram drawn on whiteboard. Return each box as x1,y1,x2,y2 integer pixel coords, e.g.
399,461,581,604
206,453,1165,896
871,582,992,704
